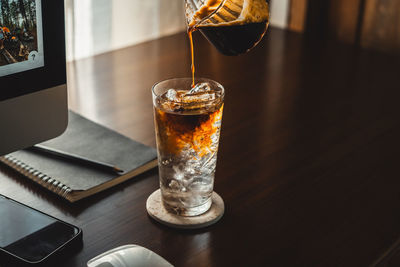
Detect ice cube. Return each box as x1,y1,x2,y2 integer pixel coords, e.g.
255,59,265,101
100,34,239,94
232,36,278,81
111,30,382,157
163,89,179,102
187,82,212,94
173,165,185,181
169,180,182,191
182,82,216,102
183,92,216,102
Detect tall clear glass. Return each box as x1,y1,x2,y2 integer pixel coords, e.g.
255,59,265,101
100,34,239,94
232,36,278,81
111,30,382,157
152,78,224,216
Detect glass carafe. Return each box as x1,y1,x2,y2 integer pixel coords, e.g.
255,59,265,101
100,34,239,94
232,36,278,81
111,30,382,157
185,0,269,56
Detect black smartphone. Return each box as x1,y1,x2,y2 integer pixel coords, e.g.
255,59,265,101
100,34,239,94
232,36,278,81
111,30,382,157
0,195,82,266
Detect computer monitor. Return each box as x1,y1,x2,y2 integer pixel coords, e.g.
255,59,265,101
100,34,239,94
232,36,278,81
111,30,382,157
0,0,68,155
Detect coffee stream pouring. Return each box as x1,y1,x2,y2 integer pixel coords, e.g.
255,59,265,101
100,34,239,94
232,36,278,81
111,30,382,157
185,0,269,56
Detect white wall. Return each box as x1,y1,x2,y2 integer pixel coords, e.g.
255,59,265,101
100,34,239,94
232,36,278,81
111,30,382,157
66,0,289,61
110,0,185,52
66,0,186,60
270,0,290,29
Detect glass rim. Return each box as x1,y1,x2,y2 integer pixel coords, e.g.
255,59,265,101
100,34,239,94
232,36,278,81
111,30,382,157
151,77,225,105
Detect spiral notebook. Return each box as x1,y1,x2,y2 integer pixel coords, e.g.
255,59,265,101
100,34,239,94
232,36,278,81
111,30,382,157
0,111,158,202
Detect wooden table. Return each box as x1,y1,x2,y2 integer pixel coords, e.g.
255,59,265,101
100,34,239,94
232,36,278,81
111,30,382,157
1,27,400,266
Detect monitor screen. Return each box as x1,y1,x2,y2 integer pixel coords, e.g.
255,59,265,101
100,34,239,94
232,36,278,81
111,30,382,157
0,0,64,102
0,0,67,156
0,0,44,77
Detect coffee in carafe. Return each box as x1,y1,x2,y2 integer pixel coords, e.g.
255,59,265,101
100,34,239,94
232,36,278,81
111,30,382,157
186,0,269,56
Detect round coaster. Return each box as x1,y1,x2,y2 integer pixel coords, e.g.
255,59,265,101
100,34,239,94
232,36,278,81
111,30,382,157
146,189,224,229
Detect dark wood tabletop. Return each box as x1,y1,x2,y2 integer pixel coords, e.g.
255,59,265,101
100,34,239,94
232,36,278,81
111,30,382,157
1,27,400,267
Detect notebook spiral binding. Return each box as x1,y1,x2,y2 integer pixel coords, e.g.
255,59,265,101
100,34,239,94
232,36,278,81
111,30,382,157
0,154,73,198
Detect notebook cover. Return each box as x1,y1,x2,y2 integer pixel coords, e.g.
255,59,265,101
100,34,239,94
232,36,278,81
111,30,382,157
1,111,157,198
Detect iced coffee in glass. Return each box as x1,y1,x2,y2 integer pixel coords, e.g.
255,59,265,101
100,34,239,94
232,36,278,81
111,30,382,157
152,78,224,216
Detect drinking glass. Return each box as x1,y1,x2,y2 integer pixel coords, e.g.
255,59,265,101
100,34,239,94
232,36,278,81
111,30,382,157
152,78,224,216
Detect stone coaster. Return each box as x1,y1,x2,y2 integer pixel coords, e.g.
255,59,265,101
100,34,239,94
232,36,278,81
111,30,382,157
146,189,224,229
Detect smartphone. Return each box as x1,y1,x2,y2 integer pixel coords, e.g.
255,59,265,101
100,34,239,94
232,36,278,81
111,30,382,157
0,195,82,266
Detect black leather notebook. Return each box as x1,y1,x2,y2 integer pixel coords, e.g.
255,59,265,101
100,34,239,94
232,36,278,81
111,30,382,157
0,111,157,202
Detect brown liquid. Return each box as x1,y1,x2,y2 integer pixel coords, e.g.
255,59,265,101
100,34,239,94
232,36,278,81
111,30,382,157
187,21,268,86
199,21,268,56
154,104,223,156
187,0,269,85
188,29,196,88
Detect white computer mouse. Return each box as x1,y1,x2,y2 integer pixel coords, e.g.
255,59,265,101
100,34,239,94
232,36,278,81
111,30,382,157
87,244,174,267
